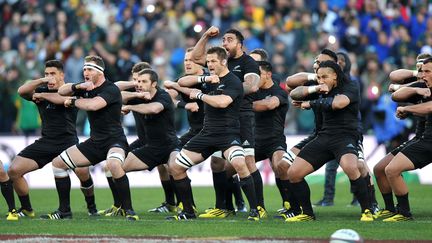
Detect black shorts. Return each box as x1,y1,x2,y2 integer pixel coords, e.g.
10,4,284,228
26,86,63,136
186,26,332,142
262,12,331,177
129,139,145,151
240,112,255,149
18,137,77,168
131,143,179,171
76,137,129,165
183,129,241,159
390,137,420,156
298,133,358,170
294,133,317,150
400,138,432,169
255,139,287,162
179,128,201,148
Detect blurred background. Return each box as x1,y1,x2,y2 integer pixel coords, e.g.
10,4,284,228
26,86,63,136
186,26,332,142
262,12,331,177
0,0,430,142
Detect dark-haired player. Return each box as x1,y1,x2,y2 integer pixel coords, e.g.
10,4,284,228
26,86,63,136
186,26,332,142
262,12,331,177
168,46,259,221
287,61,373,222
189,26,262,217
10,60,98,219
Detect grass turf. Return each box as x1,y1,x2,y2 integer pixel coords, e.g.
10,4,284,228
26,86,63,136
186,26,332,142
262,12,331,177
0,181,431,240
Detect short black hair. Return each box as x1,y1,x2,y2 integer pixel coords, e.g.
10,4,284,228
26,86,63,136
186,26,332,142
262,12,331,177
225,28,244,46
207,46,228,61
257,61,272,72
250,48,269,61
132,62,151,74
317,60,347,87
45,60,64,71
138,68,158,83
320,49,338,62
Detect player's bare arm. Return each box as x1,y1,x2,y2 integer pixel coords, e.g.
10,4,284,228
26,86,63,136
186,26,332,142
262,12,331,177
18,77,52,100
122,102,164,115
253,96,280,111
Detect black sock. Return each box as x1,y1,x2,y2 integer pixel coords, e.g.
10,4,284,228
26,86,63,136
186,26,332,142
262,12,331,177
382,192,395,212
239,175,257,210
169,176,180,206
114,175,133,211
225,177,235,210
275,177,288,203
290,180,314,216
1,179,16,212
251,170,264,208
395,193,411,216
174,177,194,214
161,179,175,205
232,176,244,206
55,177,71,213
350,176,371,212
281,179,301,212
212,171,227,209
80,177,96,210
364,173,378,205
107,176,122,207
18,195,32,211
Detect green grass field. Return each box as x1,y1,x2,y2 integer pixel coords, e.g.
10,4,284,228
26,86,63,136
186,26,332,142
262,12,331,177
0,179,431,241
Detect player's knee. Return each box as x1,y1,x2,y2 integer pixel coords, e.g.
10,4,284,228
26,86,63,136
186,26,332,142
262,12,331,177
287,167,301,182
384,165,400,179
7,165,19,180
74,167,90,181
106,159,122,173
52,165,69,178
277,161,290,177
169,160,186,178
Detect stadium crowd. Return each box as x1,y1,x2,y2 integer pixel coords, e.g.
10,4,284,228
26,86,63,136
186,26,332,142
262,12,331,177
0,0,431,137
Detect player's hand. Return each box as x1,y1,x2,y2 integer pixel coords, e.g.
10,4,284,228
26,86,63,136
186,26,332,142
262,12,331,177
137,92,151,100
163,80,179,90
189,89,202,100
121,105,130,115
79,81,95,91
32,93,44,103
64,97,74,108
206,75,220,84
291,100,302,108
204,26,219,38
40,77,54,84
416,88,431,98
396,106,408,119
185,102,199,112
300,101,311,110
317,84,329,94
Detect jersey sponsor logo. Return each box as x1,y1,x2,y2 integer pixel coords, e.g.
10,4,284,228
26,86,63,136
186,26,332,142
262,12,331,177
232,65,241,72
242,140,250,146
231,140,240,145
